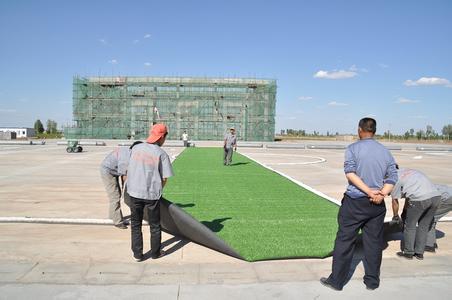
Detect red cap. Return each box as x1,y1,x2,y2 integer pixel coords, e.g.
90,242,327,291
146,124,168,144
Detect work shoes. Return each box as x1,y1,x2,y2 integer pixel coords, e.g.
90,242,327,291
114,223,128,229
424,245,436,253
414,253,424,260
133,254,143,262
397,251,413,260
320,277,342,291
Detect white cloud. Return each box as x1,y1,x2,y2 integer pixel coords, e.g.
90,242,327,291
144,62,151,67
378,63,389,69
298,96,313,101
144,33,151,39
314,69,357,79
395,97,420,104
99,38,108,45
133,39,140,44
404,77,451,87
314,65,367,79
108,59,118,65
328,101,349,107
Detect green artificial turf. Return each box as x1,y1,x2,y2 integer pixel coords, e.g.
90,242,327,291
163,147,339,261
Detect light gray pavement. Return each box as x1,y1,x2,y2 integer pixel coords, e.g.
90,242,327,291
0,139,451,299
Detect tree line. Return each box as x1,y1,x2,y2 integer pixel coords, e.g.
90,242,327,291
281,124,452,141
34,119,62,138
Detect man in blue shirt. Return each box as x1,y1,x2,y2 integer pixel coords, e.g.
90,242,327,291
321,118,398,291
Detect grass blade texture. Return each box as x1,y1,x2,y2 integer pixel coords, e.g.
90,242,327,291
163,147,339,261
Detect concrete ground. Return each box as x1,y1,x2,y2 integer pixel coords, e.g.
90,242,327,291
0,140,451,299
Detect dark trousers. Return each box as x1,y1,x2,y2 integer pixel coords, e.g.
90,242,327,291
129,195,161,257
403,196,440,254
328,194,386,290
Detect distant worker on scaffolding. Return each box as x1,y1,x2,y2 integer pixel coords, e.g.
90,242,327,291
182,130,189,147
223,127,237,166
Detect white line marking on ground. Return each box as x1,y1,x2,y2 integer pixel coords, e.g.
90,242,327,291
239,151,342,206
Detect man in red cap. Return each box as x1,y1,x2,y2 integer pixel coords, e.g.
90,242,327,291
126,123,174,261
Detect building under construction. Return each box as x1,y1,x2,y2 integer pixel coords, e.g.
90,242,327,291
65,76,276,141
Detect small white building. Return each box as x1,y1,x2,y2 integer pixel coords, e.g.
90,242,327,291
0,127,36,139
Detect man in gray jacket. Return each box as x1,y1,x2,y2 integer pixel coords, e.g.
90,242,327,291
391,168,441,260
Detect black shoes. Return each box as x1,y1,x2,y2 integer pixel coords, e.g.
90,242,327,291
397,251,424,260
114,223,128,229
414,253,424,260
133,254,143,262
424,245,436,253
397,251,413,260
320,277,342,291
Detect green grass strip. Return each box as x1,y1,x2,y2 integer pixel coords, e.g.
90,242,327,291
163,147,339,261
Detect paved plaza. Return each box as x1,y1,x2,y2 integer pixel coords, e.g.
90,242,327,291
0,140,451,299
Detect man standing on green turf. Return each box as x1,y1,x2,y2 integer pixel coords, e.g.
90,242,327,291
320,117,398,291
223,127,237,166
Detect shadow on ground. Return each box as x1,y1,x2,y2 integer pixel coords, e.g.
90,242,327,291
201,217,232,232
343,222,446,285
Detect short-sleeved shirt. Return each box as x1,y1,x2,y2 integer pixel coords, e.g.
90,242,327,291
224,133,237,149
126,143,174,201
100,146,131,176
391,168,440,201
344,138,398,199
182,133,188,141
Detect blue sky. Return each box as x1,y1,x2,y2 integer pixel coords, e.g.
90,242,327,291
0,0,451,135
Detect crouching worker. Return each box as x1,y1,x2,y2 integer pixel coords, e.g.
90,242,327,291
391,167,441,260
100,141,142,229
425,184,452,252
126,124,174,262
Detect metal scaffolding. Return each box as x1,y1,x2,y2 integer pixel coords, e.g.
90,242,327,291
65,76,276,141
